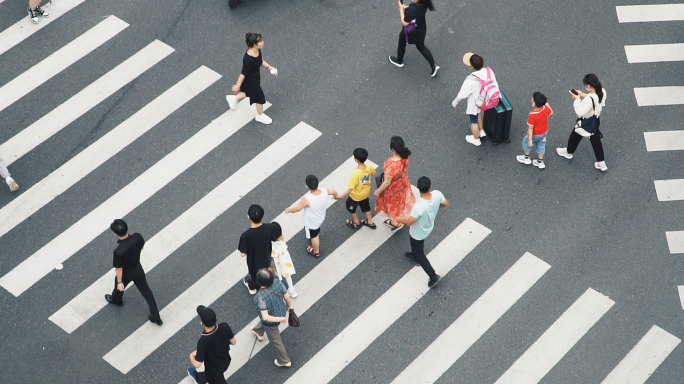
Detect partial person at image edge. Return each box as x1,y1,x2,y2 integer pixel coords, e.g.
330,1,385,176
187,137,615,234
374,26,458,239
187,305,236,384
388,0,440,77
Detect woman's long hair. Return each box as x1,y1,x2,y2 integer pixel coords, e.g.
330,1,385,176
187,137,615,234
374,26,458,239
583,74,604,103
390,136,412,159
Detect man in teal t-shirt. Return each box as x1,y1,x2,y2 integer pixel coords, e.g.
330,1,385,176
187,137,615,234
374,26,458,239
397,176,449,288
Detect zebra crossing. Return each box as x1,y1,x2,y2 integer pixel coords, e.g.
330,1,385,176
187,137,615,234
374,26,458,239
617,3,684,309
0,5,682,384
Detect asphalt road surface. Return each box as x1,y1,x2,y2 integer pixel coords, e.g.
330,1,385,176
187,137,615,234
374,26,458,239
0,0,683,383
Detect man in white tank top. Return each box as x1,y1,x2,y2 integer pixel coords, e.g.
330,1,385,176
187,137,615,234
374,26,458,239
285,175,337,258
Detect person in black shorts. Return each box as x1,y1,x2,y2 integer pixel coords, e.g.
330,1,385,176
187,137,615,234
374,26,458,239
187,305,236,384
239,204,279,294
104,219,163,325
335,148,377,230
226,33,277,125
388,0,440,78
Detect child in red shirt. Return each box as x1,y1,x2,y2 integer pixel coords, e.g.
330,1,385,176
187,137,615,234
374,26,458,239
517,92,553,169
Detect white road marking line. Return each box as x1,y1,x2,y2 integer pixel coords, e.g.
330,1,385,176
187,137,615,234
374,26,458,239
0,0,89,57
616,4,684,23
654,179,684,201
667,231,684,254
282,219,492,384
0,40,174,166
0,66,220,242
625,43,684,63
634,87,684,107
0,99,270,297
0,16,129,113
678,287,684,309
105,150,359,375
494,288,614,384
601,325,680,384
391,252,550,384
49,121,318,334
644,131,684,151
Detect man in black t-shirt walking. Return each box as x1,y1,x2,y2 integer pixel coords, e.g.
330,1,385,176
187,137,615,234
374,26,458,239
187,305,236,384
104,219,163,325
239,204,278,294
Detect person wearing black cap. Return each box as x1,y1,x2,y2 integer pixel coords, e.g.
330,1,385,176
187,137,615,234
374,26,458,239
104,219,163,325
187,305,236,384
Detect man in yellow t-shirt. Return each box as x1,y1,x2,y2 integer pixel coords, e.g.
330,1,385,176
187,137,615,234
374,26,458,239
335,148,377,229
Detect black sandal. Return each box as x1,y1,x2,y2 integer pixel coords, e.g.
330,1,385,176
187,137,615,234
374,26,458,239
360,220,377,230
345,219,361,229
383,218,403,231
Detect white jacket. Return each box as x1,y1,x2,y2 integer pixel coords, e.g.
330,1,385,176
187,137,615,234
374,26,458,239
574,89,607,118
451,68,497,115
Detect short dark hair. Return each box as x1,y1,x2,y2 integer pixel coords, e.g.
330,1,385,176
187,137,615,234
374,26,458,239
353,148,368,163
256,268,274,287
305,174,319,190
533,92,547,108
110,219,128,237
248,204,264,223
271,221,282,238
470,54,484,71
417,177,431,193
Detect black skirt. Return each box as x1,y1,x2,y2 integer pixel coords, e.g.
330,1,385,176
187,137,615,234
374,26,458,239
240,72,266,105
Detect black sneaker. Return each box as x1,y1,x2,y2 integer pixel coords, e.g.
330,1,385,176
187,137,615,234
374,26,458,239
389,56,404,68
27,7,38,23
404,252,420,267
34,5,50,17
430,65,441,78
428,275,442,288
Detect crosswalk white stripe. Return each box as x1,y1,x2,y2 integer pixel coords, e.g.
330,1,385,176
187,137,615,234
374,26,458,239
0,99,270,297
601,325,680,384
654,179,684,201
0,40,174,166
494,288,614,384
104,147,353,375
283,219,492,384
616,4,684,23
49,121,317,334
666,231,684,254
625,43,684,63
391,252,550,384
644,131,684,151
0,0,89,57
0,16,129,113
0,66,221,243
678,286,684,309
634,87,684,107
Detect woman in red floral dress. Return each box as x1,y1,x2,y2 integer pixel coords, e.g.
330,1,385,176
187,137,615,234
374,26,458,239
374,136,415,230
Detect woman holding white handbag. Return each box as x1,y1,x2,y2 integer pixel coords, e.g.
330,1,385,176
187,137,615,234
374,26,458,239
556,74,608,172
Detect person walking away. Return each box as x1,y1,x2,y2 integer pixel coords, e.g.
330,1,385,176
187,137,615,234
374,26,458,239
389,0,440,77
285,175,337,258
516,92,553,169
452,53,498,147
374,136,415,231
397,177,448,288
556,74,608,171
239,204,280,295
251,269,294,368
226,33,277,125
0,156,19,192
335,148,377,230
104,219,163,325
268,222,298,298
27,0,49,23
187,306,236,384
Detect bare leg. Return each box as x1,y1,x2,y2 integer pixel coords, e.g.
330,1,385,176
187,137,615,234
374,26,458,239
236,92,246,101
364,211,374,226
350,212,360,225
255,103,264,115
311,236,320,254
470,124,480,139
29,0,40,8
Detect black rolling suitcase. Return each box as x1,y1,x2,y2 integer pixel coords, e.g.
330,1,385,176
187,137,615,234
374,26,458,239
482,90,513,146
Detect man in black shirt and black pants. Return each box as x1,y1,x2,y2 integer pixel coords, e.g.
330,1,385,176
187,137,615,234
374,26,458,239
104,219,163,325
187,305,236,384
239,204,279,295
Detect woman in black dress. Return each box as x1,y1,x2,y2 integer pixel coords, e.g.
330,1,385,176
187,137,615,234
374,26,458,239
226,33,277,125
389,0,439,77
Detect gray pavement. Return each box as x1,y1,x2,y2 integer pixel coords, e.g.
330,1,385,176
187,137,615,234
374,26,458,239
0,0,683,383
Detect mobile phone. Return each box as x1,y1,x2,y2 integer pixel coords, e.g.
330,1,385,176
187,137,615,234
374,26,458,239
400,0,404,4
570,89,578,95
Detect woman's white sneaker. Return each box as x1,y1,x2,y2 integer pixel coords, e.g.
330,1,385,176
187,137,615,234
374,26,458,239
479,129,486,138
226,95,237,109
255,113,272,125
556,147,573,159
6,177,18,192
594,161,608,171
465,135,481,146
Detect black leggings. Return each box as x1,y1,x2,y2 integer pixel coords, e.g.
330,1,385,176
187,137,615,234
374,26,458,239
397,32,435,68
567,125,605,162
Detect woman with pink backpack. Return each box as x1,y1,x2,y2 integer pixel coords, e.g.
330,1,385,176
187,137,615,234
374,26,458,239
388,0,440,78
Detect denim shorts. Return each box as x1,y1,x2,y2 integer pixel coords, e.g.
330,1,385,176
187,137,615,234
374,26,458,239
522,132,547,154
468,114,479,124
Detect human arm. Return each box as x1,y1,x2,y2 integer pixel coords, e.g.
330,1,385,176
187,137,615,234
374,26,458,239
573,94,594,118
261,58,275,71
229,337,236,345
452,81,474,108
115,268,124,291
336,188,352,200
285,197,309,214
231,74,246,95
546,103,554,116
396,216,417,226
326,188,338,199
527,125,534,148
440,198,449,208
260,309,287,324
189,350,202,369
398,1,410,26
373,175,393,197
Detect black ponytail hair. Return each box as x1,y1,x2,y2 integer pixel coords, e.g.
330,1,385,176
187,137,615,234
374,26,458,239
583,74,604,103
390,136,411,159
245,32,263,48
418,0,435,11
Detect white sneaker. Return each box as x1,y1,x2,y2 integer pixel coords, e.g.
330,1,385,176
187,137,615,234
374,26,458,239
516,155,531,165
556,147,573,159
6,177,18,192
288,289,298,298
465,135,481,146
594,161,608,171
479,130,486,138
243,278,257,295
255,113,272,125
274,359,292,368
226,95,237,109
533,159,546,169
